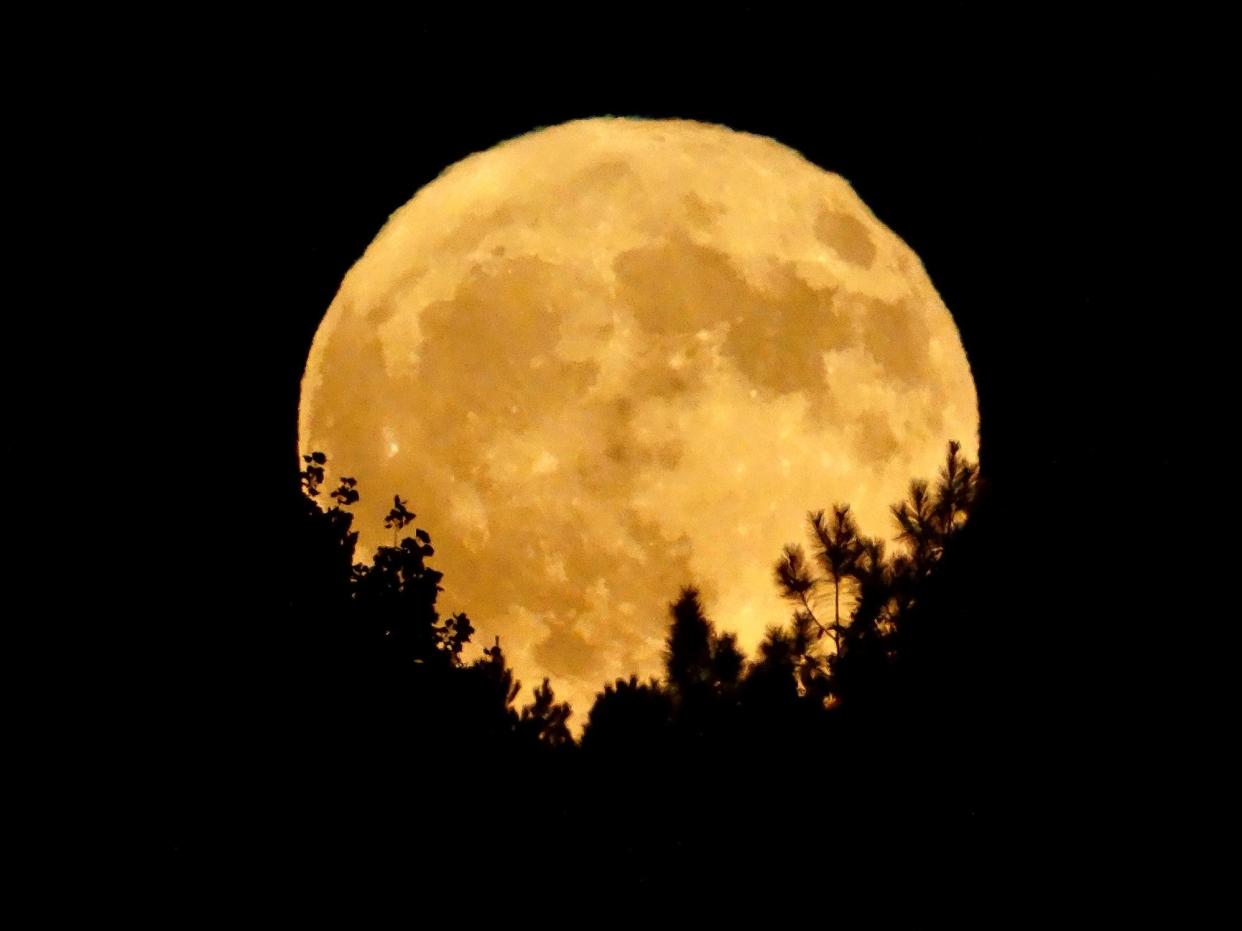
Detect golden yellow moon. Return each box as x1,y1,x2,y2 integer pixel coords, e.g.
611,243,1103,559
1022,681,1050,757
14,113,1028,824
299,117,978,717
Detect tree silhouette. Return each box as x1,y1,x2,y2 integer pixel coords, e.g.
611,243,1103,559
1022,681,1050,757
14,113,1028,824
519,678,574,749
766,440,981,713
933,440,977,537
743,626,800,709
330,475,359,508
664,586,715,697
773,544,831,694
581,675,673,755
774,542,816,614
710,631,745,692
384,494,416,547
289,453,360,623
892,479,936,571
458,635,521,740
354,531,446,664
663,586,744,719
438,611,475,664
808,504,864,652
264,440,996,897
299,450,326,497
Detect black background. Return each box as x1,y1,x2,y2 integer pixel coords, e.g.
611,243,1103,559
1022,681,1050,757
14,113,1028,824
96,11,1211,904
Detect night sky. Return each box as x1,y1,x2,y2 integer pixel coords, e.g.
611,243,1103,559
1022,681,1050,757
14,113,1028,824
115,16,1205,897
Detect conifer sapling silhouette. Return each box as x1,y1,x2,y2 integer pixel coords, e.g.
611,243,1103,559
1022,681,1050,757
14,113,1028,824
808,504,864,652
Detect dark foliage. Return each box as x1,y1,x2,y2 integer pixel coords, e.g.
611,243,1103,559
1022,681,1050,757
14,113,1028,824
175,441,1027,910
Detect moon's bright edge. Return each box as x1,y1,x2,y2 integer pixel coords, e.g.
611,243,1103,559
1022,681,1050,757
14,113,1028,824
299,117,978,722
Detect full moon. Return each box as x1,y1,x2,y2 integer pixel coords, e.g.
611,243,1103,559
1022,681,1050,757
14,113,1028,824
299,117,978,717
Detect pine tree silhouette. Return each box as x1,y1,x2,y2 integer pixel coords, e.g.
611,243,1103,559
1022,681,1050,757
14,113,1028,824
519,678,574,749
270,440,991,896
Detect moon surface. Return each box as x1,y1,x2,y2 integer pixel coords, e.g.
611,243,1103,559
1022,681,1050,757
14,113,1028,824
299,117,978,718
